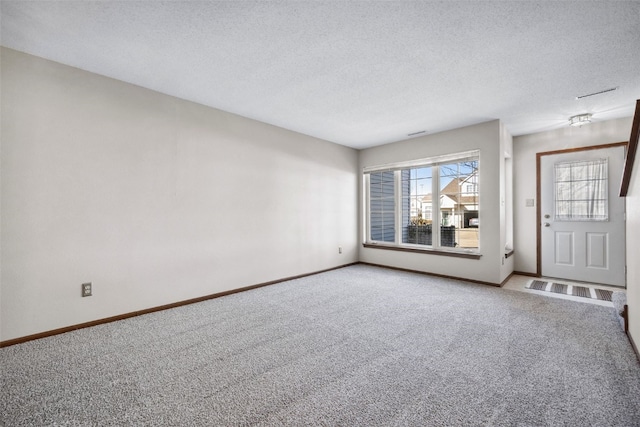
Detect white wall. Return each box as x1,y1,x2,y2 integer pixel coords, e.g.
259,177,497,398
512,118,633,274
0,48,359,341
625,128,640,353
358,120,511,285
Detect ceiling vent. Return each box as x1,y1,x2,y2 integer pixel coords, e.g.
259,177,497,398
407,130,427,137
575,87,618,100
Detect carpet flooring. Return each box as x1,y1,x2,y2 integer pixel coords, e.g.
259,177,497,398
2,264,640,426
526,279,615,301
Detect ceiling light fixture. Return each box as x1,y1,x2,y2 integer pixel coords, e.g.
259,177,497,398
569,113,592,127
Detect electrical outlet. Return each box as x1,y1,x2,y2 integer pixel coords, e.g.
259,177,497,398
82,282,92,297
338,247,342,254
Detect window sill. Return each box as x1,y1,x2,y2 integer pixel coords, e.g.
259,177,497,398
362,243,482,259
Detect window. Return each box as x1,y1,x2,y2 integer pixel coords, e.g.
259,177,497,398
364,151,480,253
554,158,608,221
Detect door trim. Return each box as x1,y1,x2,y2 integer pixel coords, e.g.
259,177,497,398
535,141,627,277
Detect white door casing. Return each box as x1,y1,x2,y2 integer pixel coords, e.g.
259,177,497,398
539,145,626,287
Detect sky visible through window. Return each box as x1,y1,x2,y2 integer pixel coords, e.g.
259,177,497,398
405,162,477,195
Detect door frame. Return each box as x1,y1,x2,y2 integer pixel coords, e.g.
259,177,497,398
535,141,628,277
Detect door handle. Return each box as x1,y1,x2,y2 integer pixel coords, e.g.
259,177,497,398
543,222,550,227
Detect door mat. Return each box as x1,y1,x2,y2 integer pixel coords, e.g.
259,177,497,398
526,280,613,301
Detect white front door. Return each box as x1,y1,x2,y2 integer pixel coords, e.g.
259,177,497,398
540,145,626,287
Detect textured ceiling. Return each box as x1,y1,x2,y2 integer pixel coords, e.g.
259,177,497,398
1,1,639,149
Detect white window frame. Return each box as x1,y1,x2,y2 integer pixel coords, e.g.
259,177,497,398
363,150,480,255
